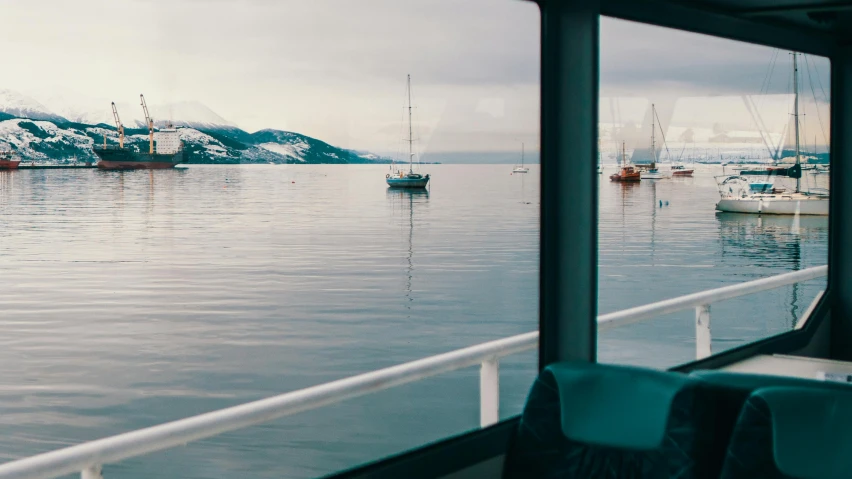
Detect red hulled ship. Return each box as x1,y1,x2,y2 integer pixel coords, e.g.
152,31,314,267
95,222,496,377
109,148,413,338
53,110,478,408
0,150,21,170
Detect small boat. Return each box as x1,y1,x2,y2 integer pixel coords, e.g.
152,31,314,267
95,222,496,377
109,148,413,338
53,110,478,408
610,141,641,182
387,171,430,188
0,150,21,170
638,103,670,180
610,166,641,182
640,168,666,179
597,139,603,174
715,52,827,216
387,75,430,189
671,163,694,177
512,143,529,173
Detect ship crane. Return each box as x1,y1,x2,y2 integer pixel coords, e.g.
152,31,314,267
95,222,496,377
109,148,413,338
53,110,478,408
140,94,154,154
111,102,125,149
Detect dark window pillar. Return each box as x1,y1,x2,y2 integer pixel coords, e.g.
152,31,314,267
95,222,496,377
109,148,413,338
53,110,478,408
538,0,600,367
830,46,852,359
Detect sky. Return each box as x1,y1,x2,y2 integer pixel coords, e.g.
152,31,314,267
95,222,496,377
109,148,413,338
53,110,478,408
0,0,831,156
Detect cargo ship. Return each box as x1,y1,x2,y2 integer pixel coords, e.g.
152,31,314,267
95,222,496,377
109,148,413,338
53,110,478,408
0,150,21,170
93,96,183,170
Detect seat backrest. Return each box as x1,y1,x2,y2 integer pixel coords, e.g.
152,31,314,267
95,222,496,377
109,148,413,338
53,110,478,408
720,386,852,479
689,369,852,465
502,361,721,479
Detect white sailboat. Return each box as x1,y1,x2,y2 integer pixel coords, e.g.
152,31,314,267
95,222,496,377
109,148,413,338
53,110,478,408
512,143,529,173
597,139,604,174
715,52,828,215
387,75,430,189
639,103,669,180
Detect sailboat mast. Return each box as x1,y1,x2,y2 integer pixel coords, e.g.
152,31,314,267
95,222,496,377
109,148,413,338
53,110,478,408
407,74,413,175
650,103,656,168
521,142,524,167
793,53,801,193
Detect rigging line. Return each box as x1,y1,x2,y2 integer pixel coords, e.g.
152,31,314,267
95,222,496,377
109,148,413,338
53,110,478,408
756,48,780,111
755,48,780,112
653,107,673,162
803,54,829,149
774,60,794,160
808,54,830,103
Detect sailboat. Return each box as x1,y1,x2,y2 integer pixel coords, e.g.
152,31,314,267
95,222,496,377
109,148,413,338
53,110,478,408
387,75,430,189
597,139,604,174
715,52,828,215
609,141,640,182
640,103,668,180
512,143,529,173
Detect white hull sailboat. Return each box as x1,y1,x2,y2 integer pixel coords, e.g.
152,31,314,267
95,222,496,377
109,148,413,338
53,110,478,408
387,75,430,189
512,143,529,173
715,52,828,216
716,195,828,215
639,103,669,180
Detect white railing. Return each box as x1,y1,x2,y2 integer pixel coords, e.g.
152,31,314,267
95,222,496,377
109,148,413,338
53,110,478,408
0,265,827,479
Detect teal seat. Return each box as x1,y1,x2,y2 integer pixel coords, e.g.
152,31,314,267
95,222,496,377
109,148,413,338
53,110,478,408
720,386,852,479
502,361,724,479
689,369,852,463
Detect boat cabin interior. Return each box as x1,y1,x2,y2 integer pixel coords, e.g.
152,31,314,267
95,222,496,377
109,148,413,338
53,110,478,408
2,0,852,478
326,0,852,477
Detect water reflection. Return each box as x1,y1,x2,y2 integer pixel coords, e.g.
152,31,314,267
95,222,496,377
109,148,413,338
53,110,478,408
386,188,429,313
716,212,827,327
715,213,826,268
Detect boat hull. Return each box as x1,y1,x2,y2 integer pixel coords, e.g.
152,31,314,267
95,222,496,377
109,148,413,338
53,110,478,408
94,148,182,170
672,170,694,177
609,175,640,182
0,159,21,170
716,196,829,215
387,176,430,188
512,168,529,173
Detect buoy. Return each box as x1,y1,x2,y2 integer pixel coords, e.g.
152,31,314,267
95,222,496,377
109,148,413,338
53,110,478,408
665,201,669,206
292,181,295,184
659,200,662,207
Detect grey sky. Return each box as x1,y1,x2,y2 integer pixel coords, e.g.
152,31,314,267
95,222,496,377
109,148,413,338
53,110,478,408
0,1,831,153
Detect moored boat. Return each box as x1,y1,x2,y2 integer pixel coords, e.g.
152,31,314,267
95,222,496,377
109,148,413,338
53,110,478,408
715,53,827,215
512,143,529,173
640,168,666,179
610,141,641,182
387,75,429,189
93,97,183,170
0,150,21,170
671,163,694,177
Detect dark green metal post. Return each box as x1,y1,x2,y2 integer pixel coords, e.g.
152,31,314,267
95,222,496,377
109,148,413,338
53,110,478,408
538,0,600,367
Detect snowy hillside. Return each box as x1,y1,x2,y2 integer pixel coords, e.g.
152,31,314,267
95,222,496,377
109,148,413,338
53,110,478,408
0,90,67,123
0,119,391,165
0,88,392,164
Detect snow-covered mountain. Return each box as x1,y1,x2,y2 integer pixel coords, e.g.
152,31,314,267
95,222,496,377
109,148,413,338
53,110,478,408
0,88,392,164
0,90,67,123
0,119,392,165
42,97,236,130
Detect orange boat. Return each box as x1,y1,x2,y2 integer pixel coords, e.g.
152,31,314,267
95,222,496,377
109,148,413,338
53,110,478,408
609,165,641,182
0,150,20,170
609,141,641,182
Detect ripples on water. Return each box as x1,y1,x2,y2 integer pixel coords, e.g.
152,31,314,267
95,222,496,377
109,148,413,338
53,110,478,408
0,164,827,477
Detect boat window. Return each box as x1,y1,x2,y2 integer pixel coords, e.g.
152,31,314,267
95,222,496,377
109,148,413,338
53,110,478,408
598,18,831,368
0,0,540,477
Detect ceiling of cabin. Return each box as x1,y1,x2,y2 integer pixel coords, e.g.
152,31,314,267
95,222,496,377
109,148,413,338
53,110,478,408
682,0,852,40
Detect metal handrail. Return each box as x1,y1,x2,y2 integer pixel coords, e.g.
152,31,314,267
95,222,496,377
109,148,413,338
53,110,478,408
0,265,827,479
598,266,827,331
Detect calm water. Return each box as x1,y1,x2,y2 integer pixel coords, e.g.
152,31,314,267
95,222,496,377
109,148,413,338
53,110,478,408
0,164,827,478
